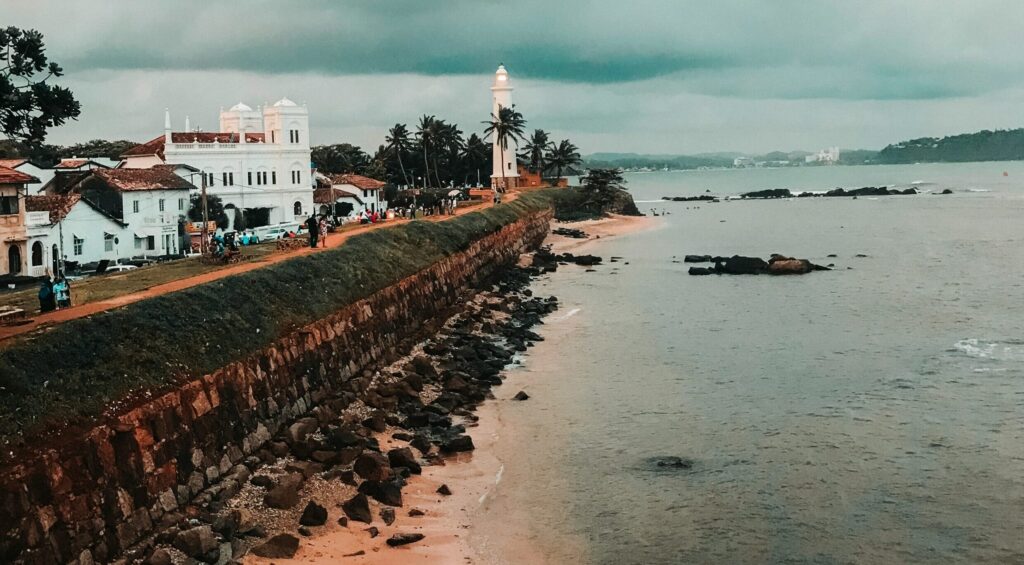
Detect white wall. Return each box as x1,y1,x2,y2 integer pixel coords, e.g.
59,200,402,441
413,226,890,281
120,189,187,257
50,203,126,267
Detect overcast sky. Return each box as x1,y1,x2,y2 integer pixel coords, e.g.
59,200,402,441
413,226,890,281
7,0,1024,155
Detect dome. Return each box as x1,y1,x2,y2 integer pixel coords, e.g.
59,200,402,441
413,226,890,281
229,102,253,112
273,97,298,107
492,64,511,88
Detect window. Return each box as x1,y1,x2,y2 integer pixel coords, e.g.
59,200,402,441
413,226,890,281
293,201,302,216
289,129,300,144
271,131,275,143
146,236,155,250
222,172,228,186
132,200,140,213
31,242,43,266
0,195,18,215
158,199,165,212
178,198,185,211
363,190,368,198
508,162,512,170
73,236,83,256
271,171,277,185
248,171,253,186
228,172,234,185
104,233,114,252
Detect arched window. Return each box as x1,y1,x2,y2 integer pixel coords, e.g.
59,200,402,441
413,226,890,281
293,201,303,216
7,244,22,274
31,241,43,266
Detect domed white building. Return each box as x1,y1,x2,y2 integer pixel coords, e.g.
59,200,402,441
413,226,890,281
121,98,314,227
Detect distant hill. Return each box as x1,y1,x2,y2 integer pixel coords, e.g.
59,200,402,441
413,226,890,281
877,128,1024,164
583,152,732,170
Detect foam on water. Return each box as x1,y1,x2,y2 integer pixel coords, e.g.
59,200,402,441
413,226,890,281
952,338,1024,361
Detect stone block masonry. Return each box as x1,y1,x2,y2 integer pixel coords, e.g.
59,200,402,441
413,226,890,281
0,208,552,564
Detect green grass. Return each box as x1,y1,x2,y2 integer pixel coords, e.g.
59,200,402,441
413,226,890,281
0,191,556,445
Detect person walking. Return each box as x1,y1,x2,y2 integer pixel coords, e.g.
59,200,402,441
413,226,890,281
306,214,319,248
37,276,56,313
318,216,328,247
53,274,71,309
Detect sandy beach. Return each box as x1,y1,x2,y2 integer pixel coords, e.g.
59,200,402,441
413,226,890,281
244,213,657,565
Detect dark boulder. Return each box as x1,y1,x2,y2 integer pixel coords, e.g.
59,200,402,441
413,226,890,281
718,256,769,275
354,452,393,482
251,533,300,559
381,507,396,526
387,533,426,547
683,255,713,263
341,493,373,524
299,501,328,526
440,435,475,453
359,479,404,507
512,390,530,401
387,447,422,475
741,188,792,199
173,526,218,559
436,484,452,496
263,473,304,509
687,267,714,276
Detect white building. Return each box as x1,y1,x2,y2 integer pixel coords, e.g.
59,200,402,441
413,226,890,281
490,65,519,190
25,193,128,274
42,168,194,261
314,173,387,219
120,98,314,227
0,158,57,192
806,147,841,164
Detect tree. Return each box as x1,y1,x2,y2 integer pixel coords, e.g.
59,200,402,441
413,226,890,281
188,193,229,229
545,139,582,181
482,105,526,192
461,133,488,186
385,123,412,187
521,129,551,173
578,168,628,211
415,115,436,187
58,139,138,161
0,27,81,148
311,143,369,175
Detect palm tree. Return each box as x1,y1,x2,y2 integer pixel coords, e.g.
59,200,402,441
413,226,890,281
482,105,527,192
545,139,582,183
415,115,436,187
521,129,551,173
461,133,488,186
385,123,412,187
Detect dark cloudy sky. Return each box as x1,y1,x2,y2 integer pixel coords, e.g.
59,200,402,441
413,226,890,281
7,0,1024,154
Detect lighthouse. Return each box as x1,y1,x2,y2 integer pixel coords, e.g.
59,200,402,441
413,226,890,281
490,64,519,190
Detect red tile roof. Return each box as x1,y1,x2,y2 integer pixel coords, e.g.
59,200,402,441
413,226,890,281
91,168,196,192
0,158,28,169
0,165,38,184
314,186,363,204
54,159,95,169
330,173,385,190
121,132,268,160
25,194,81,223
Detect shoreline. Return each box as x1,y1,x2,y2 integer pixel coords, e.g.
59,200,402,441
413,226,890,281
245,213,658,564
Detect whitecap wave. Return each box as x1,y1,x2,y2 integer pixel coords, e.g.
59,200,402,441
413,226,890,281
953,338,1024,361
965,188,991,193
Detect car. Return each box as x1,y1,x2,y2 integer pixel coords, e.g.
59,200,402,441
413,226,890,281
260,227,289,241
105,264,138,273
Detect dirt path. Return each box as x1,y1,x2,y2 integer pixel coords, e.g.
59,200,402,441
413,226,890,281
0,192,518,343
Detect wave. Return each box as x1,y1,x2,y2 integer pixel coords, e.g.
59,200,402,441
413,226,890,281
952,338,1024,361
965,188,992,193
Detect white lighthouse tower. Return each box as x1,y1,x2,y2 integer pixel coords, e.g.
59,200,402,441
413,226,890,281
490,64,519,191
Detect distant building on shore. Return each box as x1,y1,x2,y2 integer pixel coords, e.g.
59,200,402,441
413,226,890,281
733,156,755,168
120,99,314,228
490,65,520,191
806,147,840,165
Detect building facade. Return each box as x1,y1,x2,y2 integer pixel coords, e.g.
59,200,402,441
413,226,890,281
490,65,520,190
0,166,43,277
121,98,314,227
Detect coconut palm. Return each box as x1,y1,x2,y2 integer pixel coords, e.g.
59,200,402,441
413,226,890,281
545,139,582,182
521,129,552,173
482,105,527,192
385,123,412,187
461,133,489,186
415,115,436,187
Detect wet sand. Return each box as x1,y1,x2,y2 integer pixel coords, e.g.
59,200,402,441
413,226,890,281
245,213,658,565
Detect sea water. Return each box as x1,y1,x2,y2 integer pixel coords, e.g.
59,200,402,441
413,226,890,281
470,162,1024,564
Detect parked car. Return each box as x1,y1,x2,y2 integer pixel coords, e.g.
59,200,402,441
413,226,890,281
260,227,289,241
106,264,138,273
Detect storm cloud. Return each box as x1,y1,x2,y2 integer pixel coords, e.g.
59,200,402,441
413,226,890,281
5,0,1024,153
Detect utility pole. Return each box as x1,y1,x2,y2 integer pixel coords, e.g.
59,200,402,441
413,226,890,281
201,173,209,255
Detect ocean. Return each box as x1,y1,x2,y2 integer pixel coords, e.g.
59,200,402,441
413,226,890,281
468,162,1024,564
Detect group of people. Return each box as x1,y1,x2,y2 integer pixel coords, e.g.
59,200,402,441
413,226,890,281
306,214,332,248
393,198,459,219
37,274,72,313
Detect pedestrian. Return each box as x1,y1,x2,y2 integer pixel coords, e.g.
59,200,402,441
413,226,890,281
53,274,71,309
37,276,56,313
318,216,328,247
306,214,319,248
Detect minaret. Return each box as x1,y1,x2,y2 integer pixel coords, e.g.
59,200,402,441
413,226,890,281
490,64,518,190
164,109,172,143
